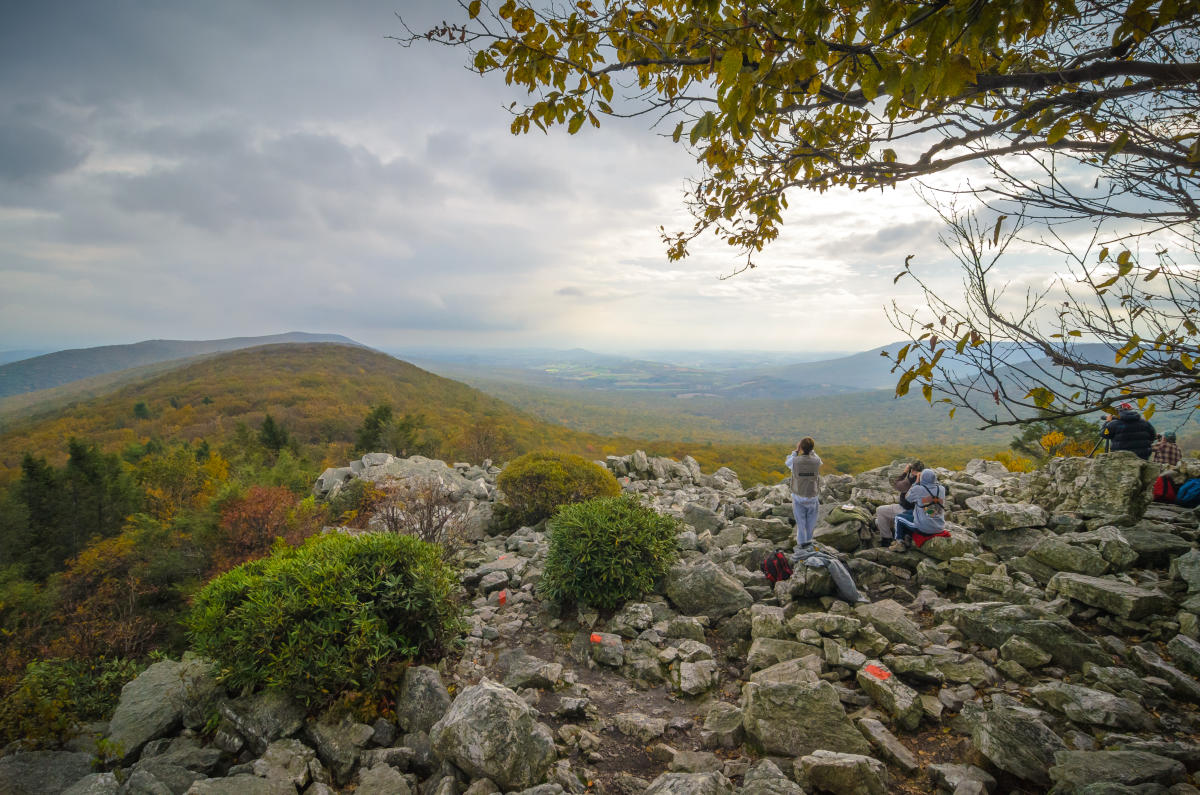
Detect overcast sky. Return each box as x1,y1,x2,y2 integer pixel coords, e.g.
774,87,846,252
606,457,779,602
0,0,1052,357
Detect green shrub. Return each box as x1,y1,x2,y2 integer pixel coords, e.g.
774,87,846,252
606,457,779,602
496,451,620,529
187,532,464,708
0,657,144,748
539,495,679,610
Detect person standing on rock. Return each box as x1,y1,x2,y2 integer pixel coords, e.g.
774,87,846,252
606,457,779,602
1102,403,1157,460
891,468,947,550
874,460,924,546
786,437,821,550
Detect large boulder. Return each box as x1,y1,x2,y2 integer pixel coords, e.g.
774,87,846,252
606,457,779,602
429,679,557,791
741,679,871,757
797,750,889,795
642,772,734,795
665,559,752,619
951,603,1110,670
1046,572,1174,620
963,703,1066,787
396,665,452,734
0,751,93,795
107,657,215,764
1030,682,1155,730
1048,750,1186,791
965,496,1048,530
854,599,925,647
216,689,306,757
855,661,923,730
1022,453,1156,518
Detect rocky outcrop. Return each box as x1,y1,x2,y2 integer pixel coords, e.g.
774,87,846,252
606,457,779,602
21,450,1200,794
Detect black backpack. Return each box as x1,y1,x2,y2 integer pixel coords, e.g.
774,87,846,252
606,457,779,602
761,550,793,584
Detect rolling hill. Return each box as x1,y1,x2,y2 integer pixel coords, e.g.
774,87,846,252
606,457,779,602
0,332,362,399
0,342,626,481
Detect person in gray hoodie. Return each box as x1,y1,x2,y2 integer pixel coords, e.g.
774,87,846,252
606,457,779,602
785,436,821,549
891,468,946,550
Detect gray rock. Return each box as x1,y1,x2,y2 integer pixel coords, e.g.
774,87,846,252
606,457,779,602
953,603,1110,670
429,679,556,791
61,773,120,795
396,665,451,735
252,739,317,788
856,717,918,773
928,764,996,794
966,497,1048,530
642,771,733,795
854,599,925,647
614,712,668,744
1029,537,1111,575
126,757,207,794
674,660,719,695
1122,528,1192,568
1001,636,1053,668
184,774,297,794
797,750,889,795
855,660,923,730
1030,682,1155,730
665,560,753,619
917,528,984,561
0,751,94,795
746,637,821,671
1048,750,1186,790
741,679,872,757
964,703,1066,787
1022,453,1156,518
684,504,727,534
1172,550,1200,593
700,703,744,750
107,658,216,764
216,689,306,756
355,764,412,795
1047,572,1174,620
304,719,374,786
1167,634,1200,678
501,649,563,691
1131,646,1200,704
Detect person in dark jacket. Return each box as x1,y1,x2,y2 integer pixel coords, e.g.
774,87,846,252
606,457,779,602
1102,403,1157,460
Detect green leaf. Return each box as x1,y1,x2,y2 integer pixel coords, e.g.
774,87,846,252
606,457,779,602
1046,117,1071,145
567,112,584,134
468,0,482,19
719,49,741,85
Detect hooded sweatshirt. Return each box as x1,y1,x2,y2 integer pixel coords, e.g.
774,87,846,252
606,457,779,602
904,469,947,534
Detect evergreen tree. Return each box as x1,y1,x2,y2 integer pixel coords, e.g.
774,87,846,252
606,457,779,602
258,413,290,454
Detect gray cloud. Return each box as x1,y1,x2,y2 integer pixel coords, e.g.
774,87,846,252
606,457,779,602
0,121,88,183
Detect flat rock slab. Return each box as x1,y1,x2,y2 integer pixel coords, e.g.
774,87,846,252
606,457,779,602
1048,750,1186,790
1047,572,1174,620
741,679,871,758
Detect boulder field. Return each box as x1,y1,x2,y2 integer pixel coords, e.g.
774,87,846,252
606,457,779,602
7,450,1200,795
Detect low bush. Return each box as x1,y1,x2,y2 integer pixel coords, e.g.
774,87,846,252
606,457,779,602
187,532,464,709
496,451,620,529
0,656,144,748
539,495,679,609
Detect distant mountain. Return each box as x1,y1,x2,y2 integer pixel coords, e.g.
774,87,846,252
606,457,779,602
0,349,49,367
0,332,363,399
0,342,614,475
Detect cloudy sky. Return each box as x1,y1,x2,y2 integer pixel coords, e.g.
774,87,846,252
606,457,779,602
0,0,1047,357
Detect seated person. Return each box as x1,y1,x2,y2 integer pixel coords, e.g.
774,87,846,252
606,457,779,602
875,460,923,544
892,469,947,550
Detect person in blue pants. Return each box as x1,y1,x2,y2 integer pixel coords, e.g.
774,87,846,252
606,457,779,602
786,437,822,550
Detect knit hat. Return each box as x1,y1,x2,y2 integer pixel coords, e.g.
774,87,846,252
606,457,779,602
1119,402,1133,410
1166,432,1177,442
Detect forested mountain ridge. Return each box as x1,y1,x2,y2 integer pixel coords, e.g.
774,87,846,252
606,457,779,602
0,342,620,483
0,332,362,399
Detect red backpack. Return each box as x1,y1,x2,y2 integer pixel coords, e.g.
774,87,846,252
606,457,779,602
1153,475,1178,503
761,550,793,584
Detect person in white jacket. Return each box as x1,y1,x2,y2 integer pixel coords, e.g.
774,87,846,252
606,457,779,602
785,437,821,549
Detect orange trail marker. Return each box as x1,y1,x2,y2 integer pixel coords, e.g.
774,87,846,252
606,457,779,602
864,663,891,680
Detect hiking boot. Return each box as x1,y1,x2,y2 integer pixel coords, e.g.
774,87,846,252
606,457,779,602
888,539,907,552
